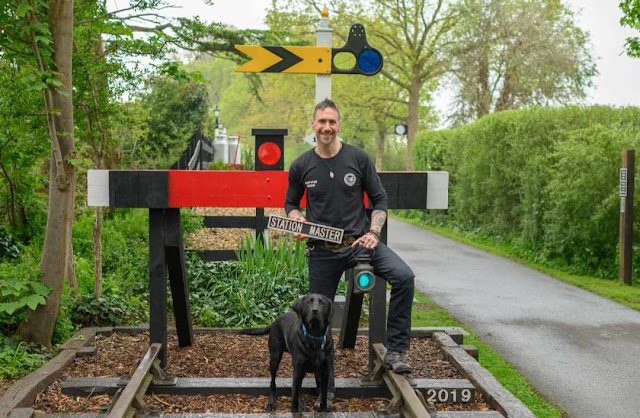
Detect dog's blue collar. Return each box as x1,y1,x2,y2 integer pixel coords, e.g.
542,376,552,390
301,323,326,342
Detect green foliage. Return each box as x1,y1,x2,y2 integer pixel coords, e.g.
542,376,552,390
412,105,640,280
413,129,452,171
69,294,146,327
188,235,308,328
0,335,47,379
207,160,243,170
621,0,640,58
0,249,49,334
52,291,75,346
72,209,150,296
131,76,210,168
241,146,256,170
0,64,49,240
0,228,19,259
449,0,596,124
180,208,204,236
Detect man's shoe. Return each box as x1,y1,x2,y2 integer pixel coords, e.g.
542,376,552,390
314,391,335,411
383,350,413,374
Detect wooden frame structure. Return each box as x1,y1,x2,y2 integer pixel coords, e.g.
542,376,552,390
86,128,449,369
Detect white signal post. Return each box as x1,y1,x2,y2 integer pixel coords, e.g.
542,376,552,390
316,8,332,103
305,7,340,146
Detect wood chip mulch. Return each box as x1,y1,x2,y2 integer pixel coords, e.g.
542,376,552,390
33,332,493,414
187,208,287,250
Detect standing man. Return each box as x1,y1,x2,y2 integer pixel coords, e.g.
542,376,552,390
285,99,416,400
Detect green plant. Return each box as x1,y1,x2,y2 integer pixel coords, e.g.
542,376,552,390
69,293,146,327
188,234,308,328
0,251,50,334
0,228,19,259
181,208,204,235
207,160,243,170
0,334,47,378
241,147,255,170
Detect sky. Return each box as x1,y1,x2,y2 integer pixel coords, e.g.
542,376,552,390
108,0,640,110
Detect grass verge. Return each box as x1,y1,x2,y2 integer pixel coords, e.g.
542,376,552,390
412,291,563,417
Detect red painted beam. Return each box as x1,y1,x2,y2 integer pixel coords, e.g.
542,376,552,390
168,170,309,208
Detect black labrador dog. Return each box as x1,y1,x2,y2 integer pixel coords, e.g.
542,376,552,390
239,293,334,412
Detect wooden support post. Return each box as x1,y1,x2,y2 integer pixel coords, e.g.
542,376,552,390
149,210,167,368
620,149,635,285
338,269,364,349
369,223,388,371
255,208,265,242
164,209,194,347
150,209,194,367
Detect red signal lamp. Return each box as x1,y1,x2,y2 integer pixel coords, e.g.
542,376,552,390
253,129,287,171
258,142,282,166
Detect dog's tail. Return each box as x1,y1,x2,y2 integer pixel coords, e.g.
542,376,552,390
238,325,272,336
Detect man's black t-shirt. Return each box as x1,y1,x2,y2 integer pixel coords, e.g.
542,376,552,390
285,143,388,239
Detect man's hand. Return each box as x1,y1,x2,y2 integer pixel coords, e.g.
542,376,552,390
352,232,379,250
288,210,309,241
353,210,386,250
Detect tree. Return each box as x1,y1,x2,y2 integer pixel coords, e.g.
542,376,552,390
0,64,49,238
621,0,640,57
0,0,276,344
448,0,596,124
131,75,209,168
0,0,77,346
271,0,457,170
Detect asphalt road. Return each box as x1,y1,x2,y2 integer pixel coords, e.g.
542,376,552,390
387,217,640,418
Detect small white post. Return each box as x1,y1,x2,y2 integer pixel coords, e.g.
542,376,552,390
305,7,333,146
316,7,332,103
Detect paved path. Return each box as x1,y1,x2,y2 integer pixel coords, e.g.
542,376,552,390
388,217,640,418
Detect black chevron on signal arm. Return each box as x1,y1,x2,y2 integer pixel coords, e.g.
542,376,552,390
262,46,303,72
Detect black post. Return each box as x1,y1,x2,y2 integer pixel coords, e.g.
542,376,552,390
256,208,265,242
620,149,635,285
368,223,387,371
164,208,194,347
149,209,168,368
338,270,364,349
198,132,203,170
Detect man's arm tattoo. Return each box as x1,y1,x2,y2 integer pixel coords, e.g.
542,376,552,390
370,210,387,233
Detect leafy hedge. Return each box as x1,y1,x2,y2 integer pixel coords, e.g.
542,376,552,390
412,106,640,280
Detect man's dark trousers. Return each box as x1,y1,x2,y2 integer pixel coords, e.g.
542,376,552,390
307,241,415,393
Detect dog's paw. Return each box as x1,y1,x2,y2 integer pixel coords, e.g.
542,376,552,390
266,402,276,411
314,395,333,412
317,404,332,413
291,403,308,413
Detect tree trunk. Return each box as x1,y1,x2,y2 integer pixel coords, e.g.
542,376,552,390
17,0,75,347
375,125,385,171
477,44,491,118
93,206,103,298
66,199,77,293
0,161,16,228
407,83,422,171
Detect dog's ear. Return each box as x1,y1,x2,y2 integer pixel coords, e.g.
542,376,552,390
292,296,304,317
323,296,333,326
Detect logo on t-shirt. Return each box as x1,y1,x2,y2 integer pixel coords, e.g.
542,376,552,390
344,173,356,186
305,179,318,188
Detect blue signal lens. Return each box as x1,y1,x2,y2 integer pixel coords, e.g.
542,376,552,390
358,50,382,74
357,271,374,289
